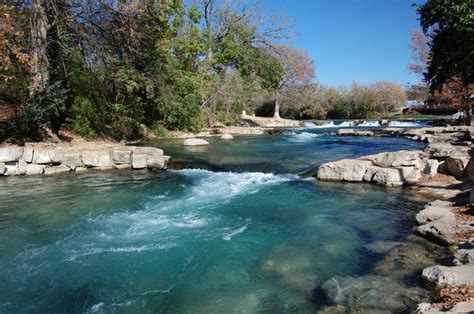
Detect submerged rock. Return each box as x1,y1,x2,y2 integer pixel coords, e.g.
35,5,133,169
321,275,427,311
221,133,234,140
183,138,210,146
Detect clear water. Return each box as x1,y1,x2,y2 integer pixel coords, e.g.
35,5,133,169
0,130,427,313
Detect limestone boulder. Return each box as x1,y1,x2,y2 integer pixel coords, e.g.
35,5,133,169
336,129,355,136
63,152,83,169
365,166,420,186
26,164,45,175
446,152,470,178
81,149,112,167
22,147,34,163
317,159,372,182
425,143,469,159
416,201,455,224
0,162,5,175
32,148,56,164
0,146,23,162
18,159,28,175
183,138,210,146
417,218,468,246
44,165,71,175
147,156,170,169
422,265,474,286
423,159,439,176
454,246,474,265
131,154,147,169
221,134,234,140
4,162,19,176
133,146,164,156
112,148,133,164
373,150,424,168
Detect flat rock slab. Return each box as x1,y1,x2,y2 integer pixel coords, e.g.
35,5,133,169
422,265,474,286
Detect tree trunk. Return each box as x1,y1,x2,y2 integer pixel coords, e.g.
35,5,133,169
29,0,50,96
274,88,281,118
204,0,214,63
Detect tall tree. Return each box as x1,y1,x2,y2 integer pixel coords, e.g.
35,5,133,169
272,45,315,118
417,0,474,92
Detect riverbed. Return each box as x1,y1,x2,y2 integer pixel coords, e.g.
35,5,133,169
0,128,432,312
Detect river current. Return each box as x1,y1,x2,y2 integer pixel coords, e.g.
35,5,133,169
0,126,433,313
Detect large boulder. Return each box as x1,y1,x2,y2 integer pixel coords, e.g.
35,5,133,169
416,200,456,224
373,150,424,168
317,159,372,182
26,163,45,175
425,143,469,159
183,138,210,146
446,152,470,178
4,162,19,176
422,265,474,286
131,154,147,169
112,148,133,164
417,218,470,246
81,149,112,168
364,166,420,186
22,147,34,163
146,156,170,169
336,129,355,136
0,146,23,162
63,152,83,169
133,146,163,156
44,165,71,175
18,159,28,175
32,148,56,164
423,159,439,176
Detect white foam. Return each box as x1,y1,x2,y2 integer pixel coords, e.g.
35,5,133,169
303,122,317,128
223,224,249,241
388,121,423,127
289,132,321,142
357,121,380,127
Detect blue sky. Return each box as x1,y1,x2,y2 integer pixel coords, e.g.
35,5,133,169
262,0,423,87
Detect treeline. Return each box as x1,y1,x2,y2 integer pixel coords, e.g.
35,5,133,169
1,0,295,141
268,80,407,120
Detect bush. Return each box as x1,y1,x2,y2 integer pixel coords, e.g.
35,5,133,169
8,81,68,142
70,96,102,139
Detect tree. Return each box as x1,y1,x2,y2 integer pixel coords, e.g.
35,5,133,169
409,28,430,76
416,0,474,92
272,45,315,118
370,81,406,113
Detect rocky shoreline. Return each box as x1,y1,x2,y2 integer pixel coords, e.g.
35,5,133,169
317,126,474,313
0,141,170,176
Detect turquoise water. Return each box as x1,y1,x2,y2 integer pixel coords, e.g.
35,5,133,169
0,130,427,313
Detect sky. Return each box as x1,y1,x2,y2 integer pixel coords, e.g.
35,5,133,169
262,0,423,87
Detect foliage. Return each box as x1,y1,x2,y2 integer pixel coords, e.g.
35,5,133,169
416,0,474,92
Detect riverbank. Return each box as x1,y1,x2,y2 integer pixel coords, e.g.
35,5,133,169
317,126,474,312
0,141,170,176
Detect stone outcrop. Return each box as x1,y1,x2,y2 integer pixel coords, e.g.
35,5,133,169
317,150,428,186
0,142,170,176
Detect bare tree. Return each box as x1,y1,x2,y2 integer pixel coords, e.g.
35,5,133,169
272,45,315,118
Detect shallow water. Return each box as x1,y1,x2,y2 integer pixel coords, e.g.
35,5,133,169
0,130,428,313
